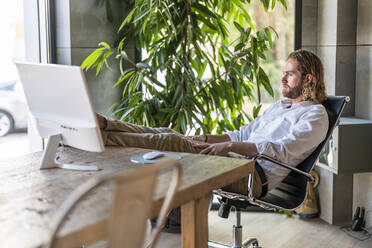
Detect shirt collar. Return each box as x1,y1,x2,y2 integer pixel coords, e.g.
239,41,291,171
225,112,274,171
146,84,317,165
280,99,314,109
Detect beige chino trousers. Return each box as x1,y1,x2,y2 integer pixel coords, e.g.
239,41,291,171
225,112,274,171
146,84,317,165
101,119,263,198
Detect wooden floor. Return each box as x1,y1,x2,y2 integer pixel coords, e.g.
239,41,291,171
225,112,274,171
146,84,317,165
156,210,372,248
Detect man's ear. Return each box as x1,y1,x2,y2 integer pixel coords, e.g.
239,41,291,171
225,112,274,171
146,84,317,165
304,74,313,86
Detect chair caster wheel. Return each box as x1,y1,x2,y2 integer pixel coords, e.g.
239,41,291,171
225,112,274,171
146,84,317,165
251,241,261,248
243,238,261,248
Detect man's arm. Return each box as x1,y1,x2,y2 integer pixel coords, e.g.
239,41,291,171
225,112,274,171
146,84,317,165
191,134,230,143
193,106,328,158
193,141,258,157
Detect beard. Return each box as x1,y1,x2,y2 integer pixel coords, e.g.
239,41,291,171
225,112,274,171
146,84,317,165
282,83,303,99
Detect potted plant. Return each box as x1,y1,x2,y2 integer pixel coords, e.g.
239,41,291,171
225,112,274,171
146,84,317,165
83,0,287,135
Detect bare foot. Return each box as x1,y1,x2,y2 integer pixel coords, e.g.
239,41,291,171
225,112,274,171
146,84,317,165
96,113,106,129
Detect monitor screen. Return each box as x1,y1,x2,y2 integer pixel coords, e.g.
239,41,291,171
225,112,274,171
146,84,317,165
16,62,104,170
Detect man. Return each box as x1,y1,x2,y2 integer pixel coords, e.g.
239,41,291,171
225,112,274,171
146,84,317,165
97,49,328,199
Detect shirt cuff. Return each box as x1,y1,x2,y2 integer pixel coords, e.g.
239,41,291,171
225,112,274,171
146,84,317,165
226,131,239,142
255,140,268,155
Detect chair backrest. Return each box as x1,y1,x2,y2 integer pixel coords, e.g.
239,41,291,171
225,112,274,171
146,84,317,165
48,159,182,248
260,96,349,210
297,96,349,173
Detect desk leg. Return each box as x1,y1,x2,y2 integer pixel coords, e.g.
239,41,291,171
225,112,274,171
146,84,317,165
181,194,209,248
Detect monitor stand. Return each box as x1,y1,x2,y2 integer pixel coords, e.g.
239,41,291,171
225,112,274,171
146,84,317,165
40,134,100,171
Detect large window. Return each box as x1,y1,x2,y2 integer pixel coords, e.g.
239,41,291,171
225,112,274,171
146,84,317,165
0,0,28,159
0,0,54,159
247,1,295,103
237,1,295,114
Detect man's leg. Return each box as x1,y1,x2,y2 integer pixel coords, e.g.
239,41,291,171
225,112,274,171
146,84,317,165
222,170,263,198
103,131,201,153
103,119,264,198
103,119,264,197
105,119,177,134
101,119,204,153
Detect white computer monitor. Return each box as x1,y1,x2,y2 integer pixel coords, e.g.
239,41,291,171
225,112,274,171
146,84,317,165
16,62,105,171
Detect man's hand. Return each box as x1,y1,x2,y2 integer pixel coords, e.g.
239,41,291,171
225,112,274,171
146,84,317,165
96,113,106,129
194,141,259,157
193,142,233,156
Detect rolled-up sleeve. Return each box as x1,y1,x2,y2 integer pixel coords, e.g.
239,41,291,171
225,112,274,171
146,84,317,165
226,116,262,142
226,129,242,142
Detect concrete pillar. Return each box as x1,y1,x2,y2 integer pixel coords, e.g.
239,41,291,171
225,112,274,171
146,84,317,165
301,0,317,54
54,0,134,116
302,0,357,116
302,0,372,226
317,167,354,225
355,0,372,119
353,173,372,229
353,0,372,229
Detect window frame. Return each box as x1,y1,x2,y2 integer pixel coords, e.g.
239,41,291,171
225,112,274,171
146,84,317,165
23,0,56,152
294,0,302,50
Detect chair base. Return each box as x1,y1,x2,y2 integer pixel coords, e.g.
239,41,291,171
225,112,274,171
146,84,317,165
208,238,261,248
209,209,261,248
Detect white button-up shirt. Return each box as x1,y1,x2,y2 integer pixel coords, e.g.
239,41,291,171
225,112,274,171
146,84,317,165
226,99,329,190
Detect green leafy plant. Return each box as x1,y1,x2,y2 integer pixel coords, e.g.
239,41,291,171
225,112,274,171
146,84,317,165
83,0,287,135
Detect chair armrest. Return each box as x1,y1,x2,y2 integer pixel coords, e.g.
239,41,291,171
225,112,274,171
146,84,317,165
253,154,315,183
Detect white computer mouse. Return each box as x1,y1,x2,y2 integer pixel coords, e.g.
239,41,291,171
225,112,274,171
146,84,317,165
143,151,166,160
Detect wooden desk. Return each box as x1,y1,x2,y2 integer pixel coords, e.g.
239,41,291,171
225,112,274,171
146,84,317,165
0,147,254,248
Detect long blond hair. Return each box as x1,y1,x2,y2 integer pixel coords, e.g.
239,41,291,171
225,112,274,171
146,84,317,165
288,49,327,104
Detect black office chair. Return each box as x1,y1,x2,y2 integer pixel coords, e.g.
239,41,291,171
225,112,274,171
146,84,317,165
208,96,350,248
